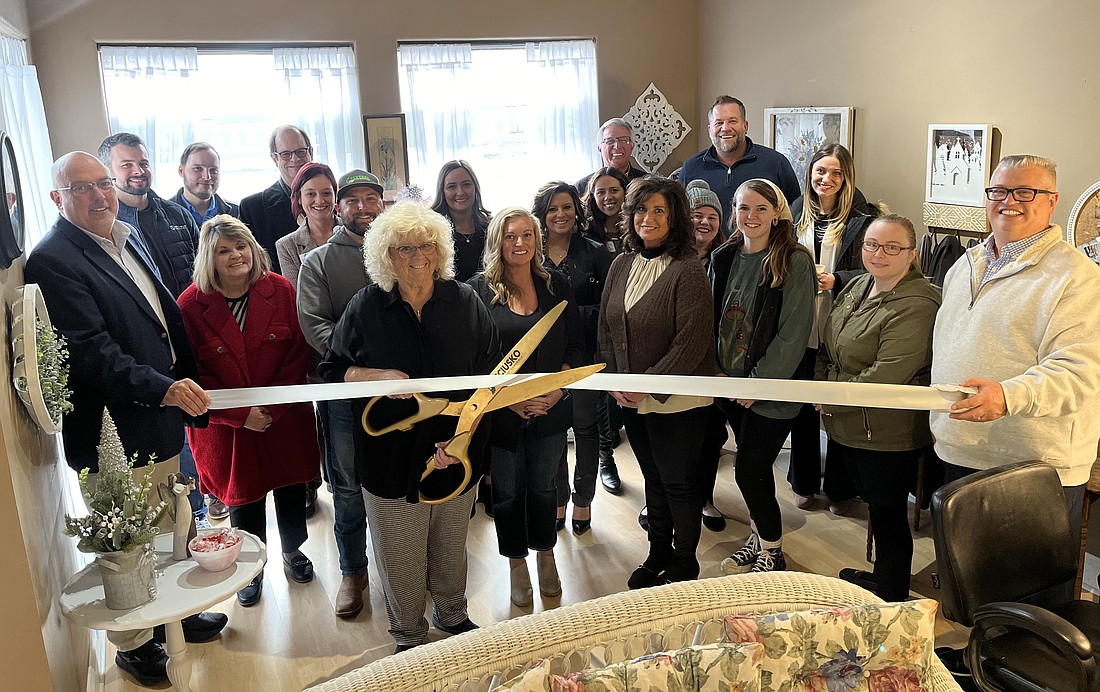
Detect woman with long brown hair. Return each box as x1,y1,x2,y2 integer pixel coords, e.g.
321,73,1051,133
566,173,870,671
710,179,815,575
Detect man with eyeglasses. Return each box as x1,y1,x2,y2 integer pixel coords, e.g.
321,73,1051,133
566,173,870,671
931,154,1100,562
98,133,200,300
678,95,801,221
574,118,648,195
25,152,223,687
297,169,383,619
239,124,314,274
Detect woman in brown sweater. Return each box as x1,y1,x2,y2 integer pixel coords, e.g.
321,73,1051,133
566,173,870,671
597,176,715,588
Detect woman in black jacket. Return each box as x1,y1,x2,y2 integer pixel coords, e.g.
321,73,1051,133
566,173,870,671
534,181,611,535
468,207,583,608
787,144,876,514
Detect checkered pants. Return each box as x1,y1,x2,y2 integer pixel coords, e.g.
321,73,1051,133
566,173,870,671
364,489,476,646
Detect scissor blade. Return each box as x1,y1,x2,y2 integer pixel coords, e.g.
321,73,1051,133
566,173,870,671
488,301,567,377
482,363,605,413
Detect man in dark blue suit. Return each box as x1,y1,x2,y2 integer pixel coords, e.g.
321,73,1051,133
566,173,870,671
24,151,223,687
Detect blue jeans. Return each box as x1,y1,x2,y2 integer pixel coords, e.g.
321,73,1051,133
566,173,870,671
179,438,204,513
325,399,368,575
491,430,566,558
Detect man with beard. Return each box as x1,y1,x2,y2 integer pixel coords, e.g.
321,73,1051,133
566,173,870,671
98,133,200,299
172,142,239,227
678,95,800,221
297,169,383,619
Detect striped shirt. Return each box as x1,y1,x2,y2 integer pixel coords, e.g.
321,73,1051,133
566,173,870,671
981,227,1053,289
225,292,249,332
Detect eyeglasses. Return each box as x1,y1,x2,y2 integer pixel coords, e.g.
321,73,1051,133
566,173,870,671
55,178,115,196
393,242,437,258
984,186,1055,202
862,240,913,255
600,137,633,147
274,147,311,162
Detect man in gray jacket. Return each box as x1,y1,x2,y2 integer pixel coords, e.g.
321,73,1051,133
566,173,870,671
297,169,382,619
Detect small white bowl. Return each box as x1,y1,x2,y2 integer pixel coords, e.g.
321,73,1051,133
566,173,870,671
188,530,243,572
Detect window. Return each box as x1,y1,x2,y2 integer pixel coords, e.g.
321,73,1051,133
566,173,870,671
398,40,599,211
98,45,364,203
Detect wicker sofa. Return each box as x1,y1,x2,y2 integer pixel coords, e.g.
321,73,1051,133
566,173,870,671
308,572,962,691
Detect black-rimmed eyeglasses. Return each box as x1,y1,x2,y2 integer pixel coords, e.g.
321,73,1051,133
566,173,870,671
862,240,912,255
274,147,311,162
984,186,1055,202
55,178,115,196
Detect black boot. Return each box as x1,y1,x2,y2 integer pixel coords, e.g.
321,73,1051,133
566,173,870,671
599,454,623,495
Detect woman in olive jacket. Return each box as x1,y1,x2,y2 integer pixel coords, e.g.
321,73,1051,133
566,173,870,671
817,214,940,601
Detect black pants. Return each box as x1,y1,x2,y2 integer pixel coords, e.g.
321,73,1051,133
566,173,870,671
695,404,730,506
555,388,600,507
597,392,623,455
834,440,919,601
623,406,707,575
787,349,856,501
229,483,309,554
721,401,795,542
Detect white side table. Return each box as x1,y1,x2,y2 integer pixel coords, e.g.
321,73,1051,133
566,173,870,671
60,531,266,691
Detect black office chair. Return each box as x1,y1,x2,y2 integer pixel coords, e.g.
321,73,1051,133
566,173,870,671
931,460,1100,692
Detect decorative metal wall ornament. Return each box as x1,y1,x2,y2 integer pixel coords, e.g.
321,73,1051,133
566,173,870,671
623,83,691,174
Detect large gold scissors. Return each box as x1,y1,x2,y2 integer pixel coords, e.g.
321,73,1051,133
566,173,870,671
361,301,604,504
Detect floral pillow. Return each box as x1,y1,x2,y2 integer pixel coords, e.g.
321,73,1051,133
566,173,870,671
496,642,763,691
722,599,939,692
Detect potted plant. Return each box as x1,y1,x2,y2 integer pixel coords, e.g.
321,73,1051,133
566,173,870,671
63,409,169,609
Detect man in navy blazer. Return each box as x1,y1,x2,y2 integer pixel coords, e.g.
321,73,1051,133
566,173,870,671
24,151,221,687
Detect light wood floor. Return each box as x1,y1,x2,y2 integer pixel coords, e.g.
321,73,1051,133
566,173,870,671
103,437,962,691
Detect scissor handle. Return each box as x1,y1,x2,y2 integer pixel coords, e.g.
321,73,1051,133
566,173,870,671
362,392,450,436
418,431,473,505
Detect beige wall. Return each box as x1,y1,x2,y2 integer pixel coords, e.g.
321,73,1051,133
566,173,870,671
0,0,28,36
29,0,700,175
698,0,1100,231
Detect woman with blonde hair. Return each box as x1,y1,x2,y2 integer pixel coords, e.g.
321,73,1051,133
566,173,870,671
468,207,583,607
787,143,877,513
320,201,499,653
179,214,320,606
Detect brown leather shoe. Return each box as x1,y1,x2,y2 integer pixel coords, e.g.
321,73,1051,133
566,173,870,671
335,571,369,619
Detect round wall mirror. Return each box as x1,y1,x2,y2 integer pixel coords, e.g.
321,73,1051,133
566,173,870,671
0,132,26,268
1066,180,1100,252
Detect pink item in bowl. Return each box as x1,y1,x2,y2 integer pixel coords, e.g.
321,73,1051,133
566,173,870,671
188,528,243,572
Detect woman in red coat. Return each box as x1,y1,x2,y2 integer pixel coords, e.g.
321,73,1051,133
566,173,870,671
179,214,320,607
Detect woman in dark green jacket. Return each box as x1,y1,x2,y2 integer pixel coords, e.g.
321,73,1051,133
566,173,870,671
817,214,940,601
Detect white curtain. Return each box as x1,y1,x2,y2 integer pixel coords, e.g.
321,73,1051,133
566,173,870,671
274,46,365,176
99,46,198,193
0,36,57,250
398,41,598,210
398,44,474,189
525,40,599,169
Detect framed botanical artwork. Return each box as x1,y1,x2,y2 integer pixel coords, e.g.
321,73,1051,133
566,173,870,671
763,107,854,193
363,113,410,199
925,124,993,207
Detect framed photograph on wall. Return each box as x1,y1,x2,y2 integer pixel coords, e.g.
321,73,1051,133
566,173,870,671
925,124,993,207
363,113,410,199
763,106,854,193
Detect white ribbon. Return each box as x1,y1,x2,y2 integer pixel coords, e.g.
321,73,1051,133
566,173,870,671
207,372,972,412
